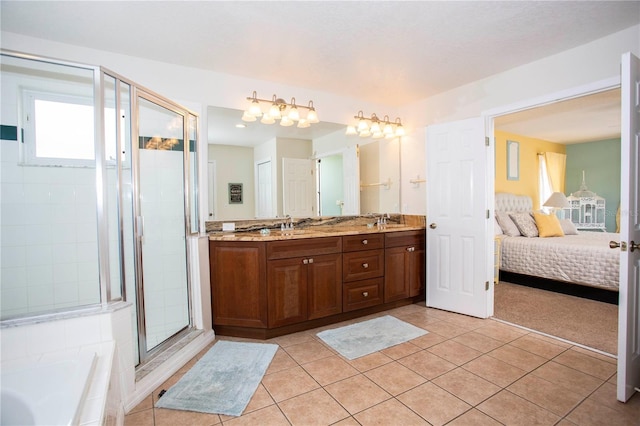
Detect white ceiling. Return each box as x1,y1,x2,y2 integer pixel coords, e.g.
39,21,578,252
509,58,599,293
1,1,635,144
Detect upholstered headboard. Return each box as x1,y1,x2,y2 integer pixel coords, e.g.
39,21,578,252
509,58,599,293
495,192,533,212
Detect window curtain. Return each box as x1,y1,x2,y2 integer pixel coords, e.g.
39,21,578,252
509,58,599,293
538,152,566,212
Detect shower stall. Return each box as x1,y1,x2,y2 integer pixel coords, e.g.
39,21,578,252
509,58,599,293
0,50,199,366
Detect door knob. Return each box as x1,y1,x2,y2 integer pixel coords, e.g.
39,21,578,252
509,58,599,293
610,241,628,251
429,223,437,229
609,241,620,249
631,241,639,252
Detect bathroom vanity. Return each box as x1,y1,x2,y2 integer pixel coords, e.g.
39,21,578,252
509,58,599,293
209,221,425,339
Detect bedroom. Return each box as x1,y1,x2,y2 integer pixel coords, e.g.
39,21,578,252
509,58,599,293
492,87,621,355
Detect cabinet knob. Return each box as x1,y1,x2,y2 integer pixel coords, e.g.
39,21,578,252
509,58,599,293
308,258,314,264
406,247,415,252
362,291,369,297
362,263,369,269
362,239,368,245
303,259,309,264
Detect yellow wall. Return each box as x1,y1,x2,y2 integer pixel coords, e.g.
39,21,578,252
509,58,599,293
495,131,566,210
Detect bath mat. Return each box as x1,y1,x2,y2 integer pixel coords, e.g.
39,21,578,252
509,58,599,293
155,340,278,416
317,315,428,360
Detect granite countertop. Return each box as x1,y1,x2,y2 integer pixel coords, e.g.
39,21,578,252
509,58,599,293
208,224,425,241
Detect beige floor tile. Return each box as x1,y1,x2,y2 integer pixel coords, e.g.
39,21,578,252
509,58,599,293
422,320,468,338
278,388,350,425
432,367,501,406
566,397,639,426
409,331,448,349
332,416,361,426
477,390,561,425
572,345,617,363
265,348,298,375
487,344,547,371
587,381,640,418
128,395,153,414
397,382,471,426
223,405,290,425
509,334,568,359
324,374,391,415
302,354,360,386
474,321,527,342
462,354,527,388
242,384,275,414
270,330,315,347
124,408,154,426
446,408,503,426
507,374,584,416
354,398,429,425
427,339,483,365
284,339,334,364
153,407,221,426
380,340,422,359
394,311,443,329
398,349,457,380
440,312,489,330
452,331,503,353
261,365,320,402
553,348,618,380
531,361,604,397
347,351,393,372
364,361,427,396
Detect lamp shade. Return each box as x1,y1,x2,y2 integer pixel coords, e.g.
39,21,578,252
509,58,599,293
543,192,570,208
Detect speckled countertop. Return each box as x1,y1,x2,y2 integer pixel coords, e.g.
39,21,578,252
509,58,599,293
208,224,425,241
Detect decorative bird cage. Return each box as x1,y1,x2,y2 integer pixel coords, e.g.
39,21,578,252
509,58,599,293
563,171,606,231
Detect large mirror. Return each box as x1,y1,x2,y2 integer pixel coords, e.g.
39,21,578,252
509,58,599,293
207,106,400,220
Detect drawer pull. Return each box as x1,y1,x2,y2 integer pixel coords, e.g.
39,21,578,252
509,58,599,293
308,258,314,264
303,259,308,264
362,239,368,245
406,247,415,252
362,291,369,297
362,263,369,269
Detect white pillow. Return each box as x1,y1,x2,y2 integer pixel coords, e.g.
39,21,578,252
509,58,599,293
494,216,503,235
495,211,521,237
560,219,579,235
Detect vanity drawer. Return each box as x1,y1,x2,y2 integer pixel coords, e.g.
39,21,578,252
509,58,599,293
266,236,342,260
342,234,385,252
385,230,425,249
343,278,383,312
342,249,384,282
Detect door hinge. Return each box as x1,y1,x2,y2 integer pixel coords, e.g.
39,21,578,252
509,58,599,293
485,137,490,146
485,281,490,291
486,209,490,219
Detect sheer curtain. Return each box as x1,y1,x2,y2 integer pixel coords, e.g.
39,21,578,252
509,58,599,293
538,152,567,212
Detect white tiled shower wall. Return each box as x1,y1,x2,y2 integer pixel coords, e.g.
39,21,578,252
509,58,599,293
1,139,101,317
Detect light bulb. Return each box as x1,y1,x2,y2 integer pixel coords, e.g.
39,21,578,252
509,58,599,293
280,116,293,127
306,108,319,123
395,125,405,137
370,121,381,134
248,100,262,117
297,118,310,128
241,111,256,122
345,125,357,135
383,123,394,135
269,103,282,119
357,119,369,132
288,105,300,121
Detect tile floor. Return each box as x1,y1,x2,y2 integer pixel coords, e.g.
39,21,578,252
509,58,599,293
124,303,639,425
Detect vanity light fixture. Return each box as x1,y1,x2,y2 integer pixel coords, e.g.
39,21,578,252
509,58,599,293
242,91,320,128
347,111,405,139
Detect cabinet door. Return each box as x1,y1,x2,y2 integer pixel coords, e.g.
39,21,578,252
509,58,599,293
210,241,268,328
409,247,426,297
384,246,410,302
308,253,343,320
267,258,308,328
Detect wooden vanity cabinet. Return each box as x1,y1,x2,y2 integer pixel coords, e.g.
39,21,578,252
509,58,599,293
266,237,342,328
209,241,268,328
384,230,426,302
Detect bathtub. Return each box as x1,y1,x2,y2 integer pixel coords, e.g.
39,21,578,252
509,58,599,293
1,352,96,426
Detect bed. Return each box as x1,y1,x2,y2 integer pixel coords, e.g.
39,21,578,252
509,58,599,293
495,193,620,294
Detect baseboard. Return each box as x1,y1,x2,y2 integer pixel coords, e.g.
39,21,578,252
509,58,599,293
499,271,619,305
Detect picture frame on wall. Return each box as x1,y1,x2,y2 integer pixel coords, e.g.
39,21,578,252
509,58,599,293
507,140,519,181
228,183,243,204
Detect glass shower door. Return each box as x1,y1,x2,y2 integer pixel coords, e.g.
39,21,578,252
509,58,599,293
136,95,191,354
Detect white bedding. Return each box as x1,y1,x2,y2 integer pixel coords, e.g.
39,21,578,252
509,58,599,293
499,232,620,291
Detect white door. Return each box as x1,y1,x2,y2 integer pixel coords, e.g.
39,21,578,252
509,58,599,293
256,160,273,218
282,158,315,217
617,51,640,403
426,117,493,318
342,145,360,215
